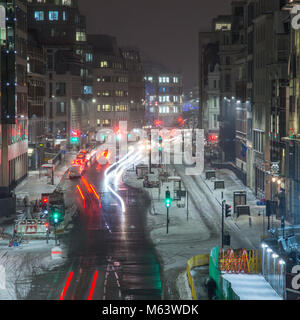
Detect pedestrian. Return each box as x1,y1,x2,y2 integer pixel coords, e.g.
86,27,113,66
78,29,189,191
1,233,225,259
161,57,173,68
205,278,217,300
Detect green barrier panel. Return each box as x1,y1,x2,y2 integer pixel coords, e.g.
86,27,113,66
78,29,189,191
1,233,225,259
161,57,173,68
209,246,222,300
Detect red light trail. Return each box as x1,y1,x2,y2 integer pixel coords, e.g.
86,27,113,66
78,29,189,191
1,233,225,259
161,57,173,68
87,270,99,300
76,184,85,208
59,271,74,300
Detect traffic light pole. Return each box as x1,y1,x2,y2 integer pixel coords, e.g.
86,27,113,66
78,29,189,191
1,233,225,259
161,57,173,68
167,207,169,234
222,200,225,249
54,223,57,246
186,190,189,221
149,130,153,174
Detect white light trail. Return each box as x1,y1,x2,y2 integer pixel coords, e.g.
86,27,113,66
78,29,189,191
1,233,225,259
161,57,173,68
104,145,144,214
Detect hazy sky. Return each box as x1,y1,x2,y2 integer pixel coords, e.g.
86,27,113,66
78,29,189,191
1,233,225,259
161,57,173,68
78,0,232,94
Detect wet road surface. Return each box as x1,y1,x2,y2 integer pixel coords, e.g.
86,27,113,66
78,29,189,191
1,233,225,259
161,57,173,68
26,161,161,300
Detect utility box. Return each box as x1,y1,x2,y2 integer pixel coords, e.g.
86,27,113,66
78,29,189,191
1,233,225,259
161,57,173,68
236,205,250,217
205,170,216,180
136,165,148,179
214,180,225,190
233,191,247,214
223,233,231,246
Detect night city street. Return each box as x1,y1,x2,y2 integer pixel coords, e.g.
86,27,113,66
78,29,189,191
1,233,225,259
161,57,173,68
0,0,300,313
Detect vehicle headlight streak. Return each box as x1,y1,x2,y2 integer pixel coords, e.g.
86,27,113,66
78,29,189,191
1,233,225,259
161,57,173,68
104,148,141,214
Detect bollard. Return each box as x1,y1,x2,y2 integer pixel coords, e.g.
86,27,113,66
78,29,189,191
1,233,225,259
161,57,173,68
249,217,252,227
51,246,62,260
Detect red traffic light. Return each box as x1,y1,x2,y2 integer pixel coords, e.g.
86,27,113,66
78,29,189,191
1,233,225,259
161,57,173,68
225,204,232,217
154,120,162,127
210,134,217,141
42,197,49,204
72,130,80,137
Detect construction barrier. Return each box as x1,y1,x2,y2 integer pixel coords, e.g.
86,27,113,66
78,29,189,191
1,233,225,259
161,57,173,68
209,246,222,299
15,219,48,235
221,276,240,300
219,248,261,274
186,254,209,300
209,246,262,300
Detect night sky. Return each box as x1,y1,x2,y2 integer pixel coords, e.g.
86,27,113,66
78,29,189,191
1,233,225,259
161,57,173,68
78,0,232,94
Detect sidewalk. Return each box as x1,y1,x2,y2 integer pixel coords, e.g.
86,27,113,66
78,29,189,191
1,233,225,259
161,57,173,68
0,152,77,300
123,163,282,299
124,167,216,299
14,152,77,203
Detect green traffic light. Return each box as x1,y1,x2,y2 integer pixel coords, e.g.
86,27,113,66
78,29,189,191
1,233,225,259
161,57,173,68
71,137,79,144
165,198,172,208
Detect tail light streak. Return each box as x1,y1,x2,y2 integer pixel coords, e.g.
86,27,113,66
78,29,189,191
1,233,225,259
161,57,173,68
59,271,74,300
76,185,85,208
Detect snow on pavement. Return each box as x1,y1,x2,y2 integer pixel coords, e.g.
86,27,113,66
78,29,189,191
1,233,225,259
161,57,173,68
0,240,66,300
222,273,282,300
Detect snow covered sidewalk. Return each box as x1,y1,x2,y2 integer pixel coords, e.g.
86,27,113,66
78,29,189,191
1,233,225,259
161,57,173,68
14,152,77,203
123,162,284,299
0,152,77,300
124,168,216,299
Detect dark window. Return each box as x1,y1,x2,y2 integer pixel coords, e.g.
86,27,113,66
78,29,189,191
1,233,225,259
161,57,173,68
56,82,66,96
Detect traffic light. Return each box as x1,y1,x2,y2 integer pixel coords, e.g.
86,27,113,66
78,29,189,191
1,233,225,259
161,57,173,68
71,130,80,144
41,196,49,210
154,119,162,127
210,134,217,141
177,117,185,127
42,196,49,205
225,204,232,217
165,190,172,208
49,207,64,225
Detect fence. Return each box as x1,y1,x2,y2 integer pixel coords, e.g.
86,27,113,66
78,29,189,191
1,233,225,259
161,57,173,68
186,254,209,300
209,247,262,300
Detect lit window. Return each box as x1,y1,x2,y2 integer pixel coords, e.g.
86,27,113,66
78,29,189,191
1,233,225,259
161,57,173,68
115,90,124,97
97,105,101,112
148,76,153,82
102,90,111,97
76,31,86,42
159,77,163,83
34,11,44,21
49,11,59,21
173,77,178,83
85,53,93,62
62,0,72,5
100,61,108,68
102,119,111,127
97,119,101,125
62,11,66,21
83,86,92,95
102,105,111,112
